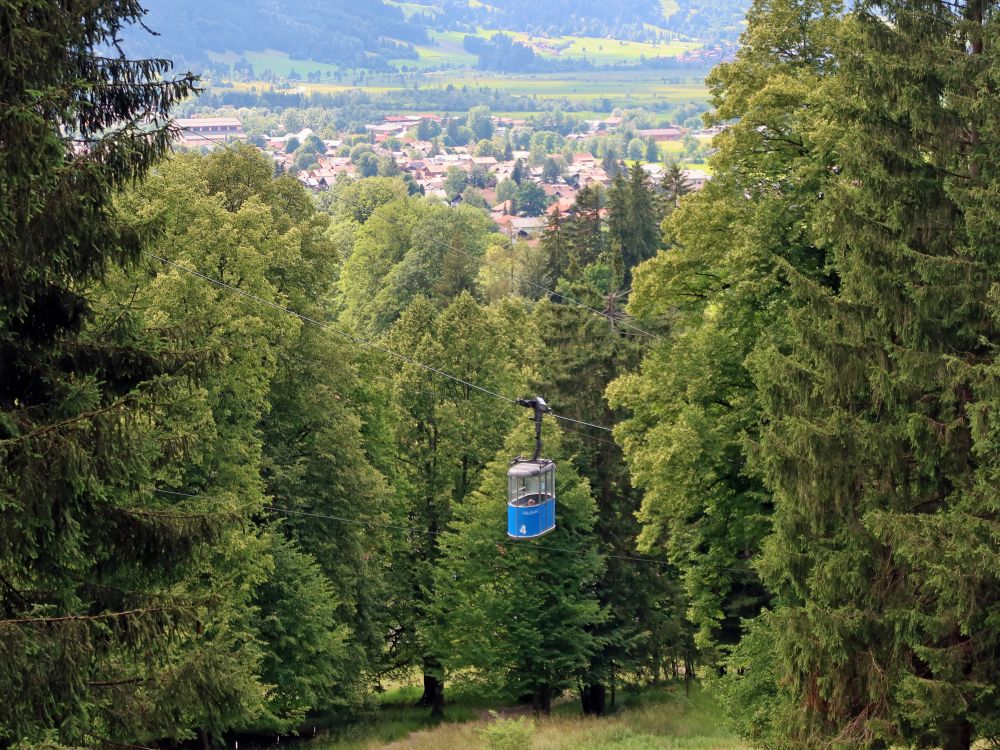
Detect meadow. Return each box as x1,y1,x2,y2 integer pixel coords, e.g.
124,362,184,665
303,682,747,750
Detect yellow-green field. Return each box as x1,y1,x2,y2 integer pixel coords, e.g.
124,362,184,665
385,0,443,20
306,682,747,750
394,30,481,69
211,22,703,78
211,47,713,111
222,70,709,108
400,27,701,68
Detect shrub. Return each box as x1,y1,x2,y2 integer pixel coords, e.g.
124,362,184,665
478,711,535,750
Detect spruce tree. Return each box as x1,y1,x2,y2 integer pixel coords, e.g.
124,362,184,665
606,164,661,285
433,419,606,714
750,0,1000,745
0,2,239,743
561,185,605,270
534,285,679,713
538,207,569,295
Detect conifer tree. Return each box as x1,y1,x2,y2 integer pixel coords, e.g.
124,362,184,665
433,419,605,714
561,185,605,270
534,285,681,713
748,0,1000,745
538,207,569,295
0,2,254,743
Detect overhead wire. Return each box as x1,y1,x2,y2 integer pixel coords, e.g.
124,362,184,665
153,488,680,569
145,251,615,435
175,125,663,341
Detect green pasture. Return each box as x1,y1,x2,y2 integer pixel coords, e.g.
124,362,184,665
417,71,710,104
535,35,699,64
209,49,348,78
213,50,712,110
211,22,704,79
394,24,702,69
385,0,442,20
392,30,480,70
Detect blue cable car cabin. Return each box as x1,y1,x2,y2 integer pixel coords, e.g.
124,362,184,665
507,458,555,539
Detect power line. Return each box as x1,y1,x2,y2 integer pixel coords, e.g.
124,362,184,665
153,488,675,568
143,252,614,434
145,252,518,406
176,126,662,341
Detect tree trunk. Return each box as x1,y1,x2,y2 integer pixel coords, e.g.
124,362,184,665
199,729,211,750
533,683,552,715
941,717,972,750
580,683,606,715
418,659,445,719
419,671,445,718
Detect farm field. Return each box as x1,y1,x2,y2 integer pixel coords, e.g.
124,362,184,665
219,67,712,111
210,24,703,77
394,27,701,68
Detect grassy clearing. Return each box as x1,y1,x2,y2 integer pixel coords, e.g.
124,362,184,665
305,685,488,750
393,31,480,70
208,50,348,78
305,682,746,750
384,0,442,20
539,36,699,64
216,26,702,77
214,57,712,111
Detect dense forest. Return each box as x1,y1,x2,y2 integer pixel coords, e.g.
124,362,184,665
3,0,1000,749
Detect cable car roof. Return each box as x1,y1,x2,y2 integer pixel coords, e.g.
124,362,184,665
507,458,555,477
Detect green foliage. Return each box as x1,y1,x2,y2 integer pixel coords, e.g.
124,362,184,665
444,166,469,198
381,293,533,708
338,192,497,335
0,0,250,742
712,612,789,746
433,421,606,712
467,105,495,142
496,178,518,203
478,713,536,750
253,533,351,730
609,0,839,669
745,0,1000,741
330,176,410,224
607,164,661,284
514,181,548,217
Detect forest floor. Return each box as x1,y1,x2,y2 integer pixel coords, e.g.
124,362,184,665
305,680,748,750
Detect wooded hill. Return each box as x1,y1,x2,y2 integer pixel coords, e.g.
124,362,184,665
123,0,748,72
3,0,1000,748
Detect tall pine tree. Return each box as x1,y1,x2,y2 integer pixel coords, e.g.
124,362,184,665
750,0,1000,745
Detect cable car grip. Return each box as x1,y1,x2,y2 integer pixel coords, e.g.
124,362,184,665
516,396,551,461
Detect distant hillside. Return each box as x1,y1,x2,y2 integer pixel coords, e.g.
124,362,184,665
126,0,747,72
424,0,747,43
125,0,427,69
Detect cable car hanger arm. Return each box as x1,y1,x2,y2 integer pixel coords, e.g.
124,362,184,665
516,396,551,461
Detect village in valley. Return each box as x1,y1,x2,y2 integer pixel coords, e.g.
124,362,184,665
175,112,714,243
